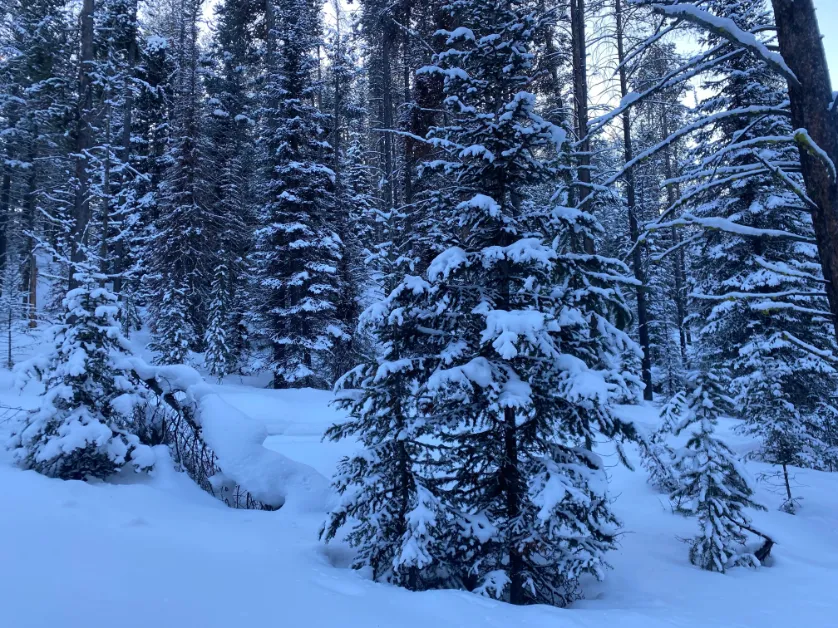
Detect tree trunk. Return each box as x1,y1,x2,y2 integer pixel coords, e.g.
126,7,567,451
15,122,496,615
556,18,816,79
114,0,139,295
662,117,690,364
771,0,838,341
23,136,37,329
502,406,524,604
615,0,653,399
70,0,96,288
380,20,396,213
570,0,594,254
0,165,10,286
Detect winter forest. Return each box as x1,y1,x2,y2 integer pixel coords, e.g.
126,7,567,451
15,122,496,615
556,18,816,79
2,0,838,625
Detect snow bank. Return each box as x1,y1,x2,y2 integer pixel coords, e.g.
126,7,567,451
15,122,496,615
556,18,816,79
122,358,330,512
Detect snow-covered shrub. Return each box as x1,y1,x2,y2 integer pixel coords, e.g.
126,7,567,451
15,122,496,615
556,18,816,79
10,271,154,480
671,370,766,572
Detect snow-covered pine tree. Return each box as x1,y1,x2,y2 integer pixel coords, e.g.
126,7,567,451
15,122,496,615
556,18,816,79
405,0,640,606
145,0,219,364
676,0,838,491
10,262,155,480
671,369,766,572
89,0,140,283
200,0,261,378
323,11,367,383
204,260,234,380
0,0,74,325
322,274,455,590
628,39,692,393
639,391,684,492
117,29,173,333
255,0,344,389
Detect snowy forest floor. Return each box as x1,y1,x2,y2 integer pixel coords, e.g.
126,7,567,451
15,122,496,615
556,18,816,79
1,337,838,627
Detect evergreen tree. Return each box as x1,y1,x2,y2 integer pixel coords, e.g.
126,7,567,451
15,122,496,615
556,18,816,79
10,265,155,480
639,392,683,492
204,260,234,380
322,276,455,590
200,0,262,378
671,369,766,573
394,0,639,605
680,0,838,486
255,0,344,388
146,0,219,364
0,0,74,324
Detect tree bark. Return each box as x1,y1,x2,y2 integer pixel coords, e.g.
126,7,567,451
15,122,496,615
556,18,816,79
70,0,96,288
615,0,653,399
570,0,594,254
771,0,838,341
502,406,524,605
380,19,396,213
114,0,139,295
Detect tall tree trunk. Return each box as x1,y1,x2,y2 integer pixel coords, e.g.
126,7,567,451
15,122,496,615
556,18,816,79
70,0,96,288
663,144,689,365
380,20,396,214
100,89,113,274
771,0,838,341
24,139,37,329
502,405,524,604
114,0,139,295
615,0,653,399
0,164,10,286
570,0,594,254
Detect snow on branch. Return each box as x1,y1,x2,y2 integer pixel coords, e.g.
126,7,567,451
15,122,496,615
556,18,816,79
691,289,827,302
588,45,743,138
649,3,800,86
751,152,820,212
793,129,837,182
604,104,791,187
651,213,816,243
782,331,838,363
754,256,829,284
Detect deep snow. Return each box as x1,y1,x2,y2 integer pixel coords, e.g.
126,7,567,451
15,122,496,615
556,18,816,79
1,370,837,628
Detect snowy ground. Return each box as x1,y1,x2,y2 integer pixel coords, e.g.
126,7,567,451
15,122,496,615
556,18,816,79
1,364,837,627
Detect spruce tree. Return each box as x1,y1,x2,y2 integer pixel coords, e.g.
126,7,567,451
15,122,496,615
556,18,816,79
10,265,155,480
322,275,454,590
682,0,838,486
255,0,344,388
201,0,261,378
145,0,219,364
671,369,766,572
397,0,639,605
639,392,683,493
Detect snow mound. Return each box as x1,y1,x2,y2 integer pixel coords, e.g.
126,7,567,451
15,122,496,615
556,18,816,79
122,359,330,512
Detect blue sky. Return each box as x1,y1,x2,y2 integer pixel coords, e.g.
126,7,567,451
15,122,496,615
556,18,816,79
814,0,838,85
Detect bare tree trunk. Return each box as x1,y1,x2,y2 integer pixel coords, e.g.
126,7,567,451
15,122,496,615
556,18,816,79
502,404,524,604
0,165,10,286
661,109,690,364
771,0,838,341
615,0,653,399
114,0,139,295
782,463,793,505
0,102,13,285
23,137,37,329
100,89,113,274
70,0,96,288
570,0,594,254
381,21,396,213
